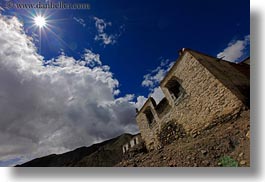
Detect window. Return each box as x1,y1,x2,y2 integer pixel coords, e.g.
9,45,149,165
123,147,126,153
144,108,156,126
155,98,171,117
166,77,185,105
134,138,137,145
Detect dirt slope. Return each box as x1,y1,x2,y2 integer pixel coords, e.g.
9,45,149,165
117,110,250,167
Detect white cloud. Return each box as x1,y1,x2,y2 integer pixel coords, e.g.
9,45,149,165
151,87,165,103
83,49,102,66
73,17,86,27
0,13,138,165
135,87,165,109
135,96,147,110
217,35,250,62
95,33,116,45
94,17,117,45
0,6,5,12
135,59,173,109
94,17,111,33
142,59,174,88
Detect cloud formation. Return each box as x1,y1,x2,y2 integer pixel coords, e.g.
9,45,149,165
217,35,250,62
135,87,165,110
0,14,138,165
83,49,102,66
136,59,174,109
94,17,117,45
73,17,86,27
0,6,4,12
142,59,174,89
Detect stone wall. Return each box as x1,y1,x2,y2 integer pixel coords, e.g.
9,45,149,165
122,134,143,154
136,98,162,150
136,50,248,151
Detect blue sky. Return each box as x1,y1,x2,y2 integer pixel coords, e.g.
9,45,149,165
0,0,249,166
1,0,250,98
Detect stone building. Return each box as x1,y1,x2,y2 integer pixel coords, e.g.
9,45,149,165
136,48,250,151
122,134,143,154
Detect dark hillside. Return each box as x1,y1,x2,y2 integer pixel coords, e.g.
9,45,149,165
17,133,134,167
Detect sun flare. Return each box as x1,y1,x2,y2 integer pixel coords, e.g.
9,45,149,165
34,16,47,28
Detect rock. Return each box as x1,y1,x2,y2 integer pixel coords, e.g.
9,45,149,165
240,160,246,165
239,152,244,158
163,157,167,160
246,131,250,139
169,160,176,167
201,150,207,155
217,162,222,166
204,123,210,128
203,160,210,166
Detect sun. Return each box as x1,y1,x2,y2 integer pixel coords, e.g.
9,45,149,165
34,16,47,28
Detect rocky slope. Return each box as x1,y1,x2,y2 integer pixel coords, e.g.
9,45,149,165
117,110,250,167
17,133,134,167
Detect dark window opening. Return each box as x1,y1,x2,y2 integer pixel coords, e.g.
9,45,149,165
134,138,137,145
144,108,155,126
155,98,171,117
166,78,185,105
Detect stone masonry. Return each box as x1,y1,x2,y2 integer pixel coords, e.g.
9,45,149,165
136,48,250,151
122,134,143,154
